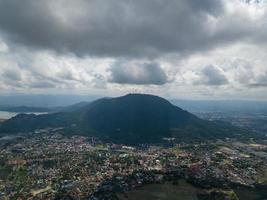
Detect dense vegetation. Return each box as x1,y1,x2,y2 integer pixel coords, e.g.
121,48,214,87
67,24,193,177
0,94,249,144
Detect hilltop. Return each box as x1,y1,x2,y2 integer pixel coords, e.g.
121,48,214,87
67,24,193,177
0,94,248,143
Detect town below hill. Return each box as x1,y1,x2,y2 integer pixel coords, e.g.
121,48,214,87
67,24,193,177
0,131,266,199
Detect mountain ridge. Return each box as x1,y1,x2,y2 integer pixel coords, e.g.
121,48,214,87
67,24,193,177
0,93,249,144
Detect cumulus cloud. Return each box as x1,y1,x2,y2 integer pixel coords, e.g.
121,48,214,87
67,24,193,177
194,65,228,86
247,71,267,87
0,39,8,53
0,49,111,91
109,62,168,85
29,80,56,89
57,70,78,81
231,60,256,85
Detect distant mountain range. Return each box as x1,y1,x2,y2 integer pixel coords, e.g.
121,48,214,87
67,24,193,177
0,94,99,107
0,102,92,113
0,94,250,144
0,106,51,113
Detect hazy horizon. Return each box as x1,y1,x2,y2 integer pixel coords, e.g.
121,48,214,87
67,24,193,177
0,93,267,107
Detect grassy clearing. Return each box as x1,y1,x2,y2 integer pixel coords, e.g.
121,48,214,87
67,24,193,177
256,169,267,184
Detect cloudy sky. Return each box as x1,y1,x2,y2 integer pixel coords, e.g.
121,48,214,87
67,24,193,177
0,0,267,100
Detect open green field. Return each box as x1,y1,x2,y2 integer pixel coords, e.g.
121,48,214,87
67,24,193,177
117,181,200,200
117,181,267,200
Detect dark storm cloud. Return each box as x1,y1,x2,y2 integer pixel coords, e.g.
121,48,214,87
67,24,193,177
0,0,231,58
197,65,228,86
109,62,168,85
